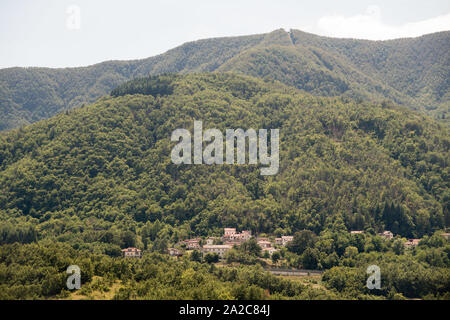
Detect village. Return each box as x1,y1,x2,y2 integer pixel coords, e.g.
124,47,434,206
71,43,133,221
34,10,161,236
120,228,293,259
167,228,293,259
119,228,450,260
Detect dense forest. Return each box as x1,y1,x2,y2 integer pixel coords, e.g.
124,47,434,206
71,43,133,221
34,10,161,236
0,73,448,299
1,234,448,300
0,29,448,130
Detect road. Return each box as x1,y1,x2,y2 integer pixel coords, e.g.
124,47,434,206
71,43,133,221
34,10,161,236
265,268,323,276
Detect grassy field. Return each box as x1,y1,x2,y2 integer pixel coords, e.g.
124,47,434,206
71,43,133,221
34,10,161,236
64,276,124,300
278,274,326,291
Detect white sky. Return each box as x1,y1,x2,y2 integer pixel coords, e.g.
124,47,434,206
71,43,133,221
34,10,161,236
1,0,449,68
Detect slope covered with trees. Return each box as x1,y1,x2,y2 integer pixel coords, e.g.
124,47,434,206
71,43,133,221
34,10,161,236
0,73,448,245
0,29,448,130
0,73,448,300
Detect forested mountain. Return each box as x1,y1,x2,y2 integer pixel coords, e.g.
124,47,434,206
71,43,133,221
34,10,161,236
1,29,448,130
1,73,449,300
0,73,448,243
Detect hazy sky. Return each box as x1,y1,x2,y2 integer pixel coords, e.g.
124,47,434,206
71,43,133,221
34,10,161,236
1,0,449,68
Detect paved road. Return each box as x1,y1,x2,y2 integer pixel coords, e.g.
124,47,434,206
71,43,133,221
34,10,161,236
265,268,323,276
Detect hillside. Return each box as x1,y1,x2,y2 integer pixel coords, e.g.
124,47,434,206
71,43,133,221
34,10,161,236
0,29,448,130
0,73,449,300
0,73,448,245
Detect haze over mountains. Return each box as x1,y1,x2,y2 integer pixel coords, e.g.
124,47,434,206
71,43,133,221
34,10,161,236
0,29,449,131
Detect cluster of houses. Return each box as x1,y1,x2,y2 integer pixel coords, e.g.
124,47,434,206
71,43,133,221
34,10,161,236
167,228,293,259
349,229,443,249
121,231,450,259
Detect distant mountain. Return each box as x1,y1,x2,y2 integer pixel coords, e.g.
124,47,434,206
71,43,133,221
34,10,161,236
0,74,448,241
0,29,448,130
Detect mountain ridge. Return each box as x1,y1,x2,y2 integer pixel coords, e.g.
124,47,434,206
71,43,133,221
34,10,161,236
0,29,448,130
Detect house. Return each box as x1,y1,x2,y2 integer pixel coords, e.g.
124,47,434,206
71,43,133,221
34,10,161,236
222,228,252,242
275,236,293,246
262,247,278,256
378,231,394,240
441,233,450,240
350,230,364,234
168,247,183,257
202,244,232,258
281,236,293,246
241,230,252,241
185,238,201,250
405,239,421,248
224,228,236,237
223,240,241,247
121,247,142,258
206,237,215,245
257,240,272,249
